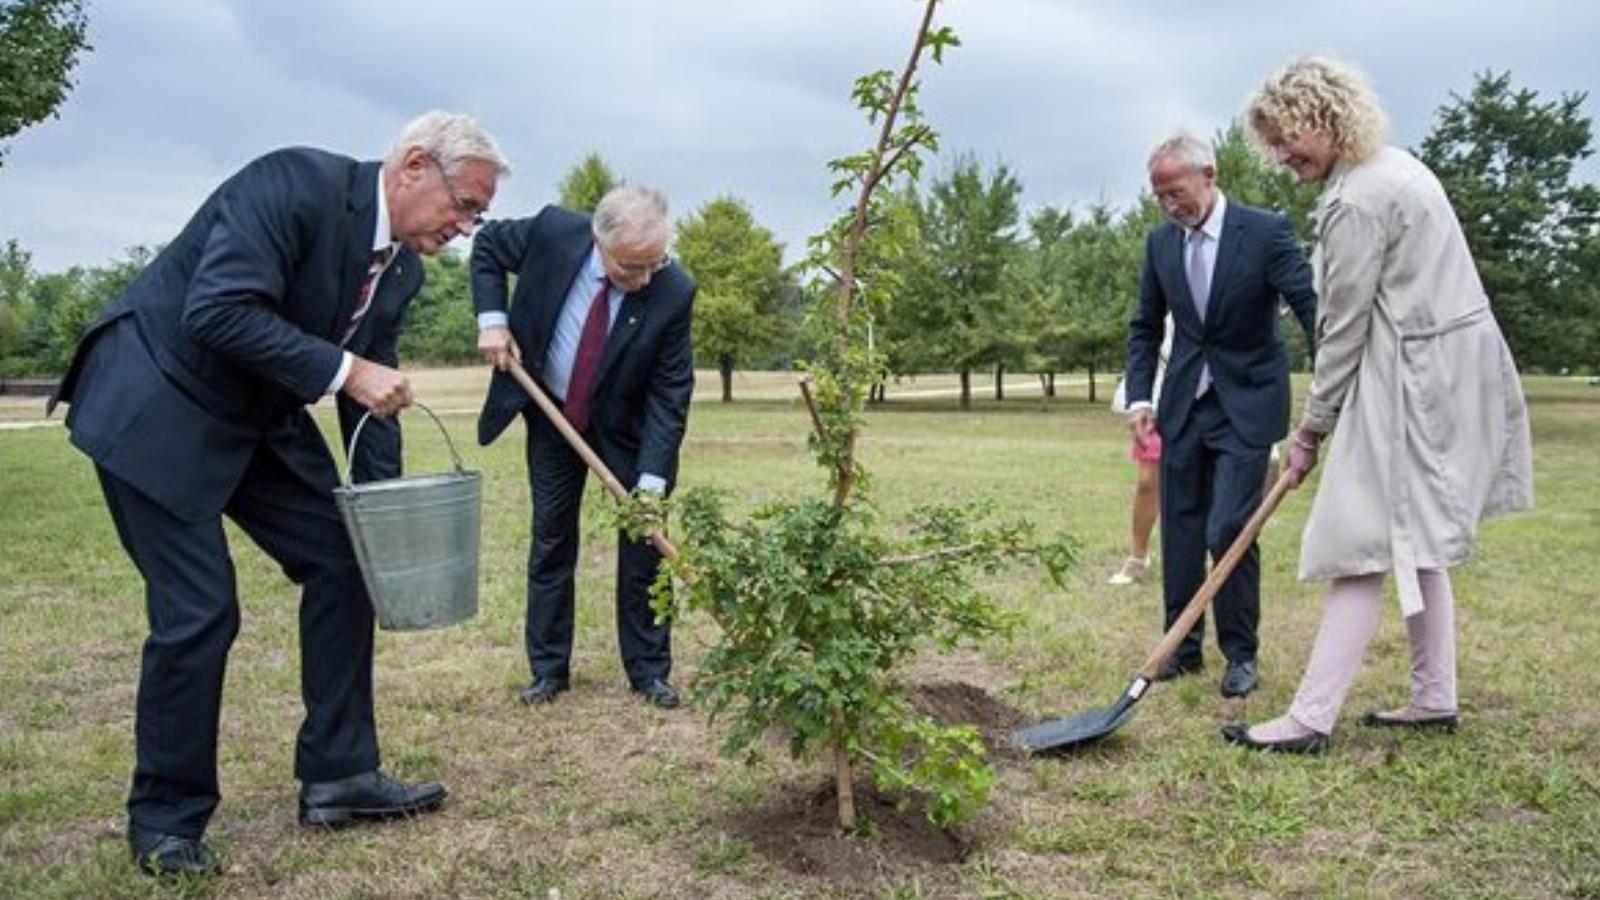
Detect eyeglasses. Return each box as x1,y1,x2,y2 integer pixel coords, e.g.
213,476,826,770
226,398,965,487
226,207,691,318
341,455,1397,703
427,155,487,228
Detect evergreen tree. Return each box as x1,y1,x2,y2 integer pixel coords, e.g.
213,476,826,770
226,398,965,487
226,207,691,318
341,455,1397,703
1419,71,1600,369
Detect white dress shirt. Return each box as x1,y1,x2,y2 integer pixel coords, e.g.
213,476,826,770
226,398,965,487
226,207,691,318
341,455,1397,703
477,246,665,493
1128,191,1228,413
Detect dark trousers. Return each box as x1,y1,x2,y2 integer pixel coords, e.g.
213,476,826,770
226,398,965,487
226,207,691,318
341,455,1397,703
97,447,378,838
524,410,670,687
1159,391,1271,666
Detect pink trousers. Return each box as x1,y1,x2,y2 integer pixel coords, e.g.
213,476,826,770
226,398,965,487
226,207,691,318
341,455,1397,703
1288,568,1458,734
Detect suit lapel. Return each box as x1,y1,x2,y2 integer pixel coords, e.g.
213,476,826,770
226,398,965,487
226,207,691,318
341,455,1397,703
593,288,648,393
1204,204,1245,331
1167,224,1201,330
330,161,382,341
353,248,423,346
534,237,592,359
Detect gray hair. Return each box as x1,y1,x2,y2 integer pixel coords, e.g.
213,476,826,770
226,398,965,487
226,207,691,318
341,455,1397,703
388,111,511,177
1147,131,1216,173
592,184,673,249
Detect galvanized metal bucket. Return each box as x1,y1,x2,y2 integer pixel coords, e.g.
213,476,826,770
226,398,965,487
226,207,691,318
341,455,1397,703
334,403,481,631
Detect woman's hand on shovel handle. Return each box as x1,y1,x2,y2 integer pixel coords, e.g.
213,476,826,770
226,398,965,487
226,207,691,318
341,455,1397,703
1286,426,1324,489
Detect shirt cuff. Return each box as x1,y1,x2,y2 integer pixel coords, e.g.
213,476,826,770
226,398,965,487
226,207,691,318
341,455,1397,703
478,311,509,329
636,473,667,494
326,351,354,395
1126,400,1154,413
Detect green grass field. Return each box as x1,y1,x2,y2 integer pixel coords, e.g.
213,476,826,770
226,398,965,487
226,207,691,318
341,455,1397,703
1,370,1596,899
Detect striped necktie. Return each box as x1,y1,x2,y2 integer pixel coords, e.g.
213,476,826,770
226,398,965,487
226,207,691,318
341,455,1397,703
341,246,395,346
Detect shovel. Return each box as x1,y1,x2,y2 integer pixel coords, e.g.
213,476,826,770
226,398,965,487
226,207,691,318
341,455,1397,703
503,359,679,561
1011,467,1295,755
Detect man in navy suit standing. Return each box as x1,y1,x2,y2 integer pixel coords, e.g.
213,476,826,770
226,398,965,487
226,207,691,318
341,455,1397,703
49,112,510,877
472,185,695,711
1124,132,1317,698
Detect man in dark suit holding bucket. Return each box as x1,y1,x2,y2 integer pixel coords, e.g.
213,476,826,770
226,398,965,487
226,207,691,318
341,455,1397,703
49,112,510,877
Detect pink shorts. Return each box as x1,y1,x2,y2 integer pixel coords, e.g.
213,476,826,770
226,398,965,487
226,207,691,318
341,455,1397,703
1129,433,1162,464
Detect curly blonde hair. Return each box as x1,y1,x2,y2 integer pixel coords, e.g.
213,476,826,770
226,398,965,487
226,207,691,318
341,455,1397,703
1244,55,1389,166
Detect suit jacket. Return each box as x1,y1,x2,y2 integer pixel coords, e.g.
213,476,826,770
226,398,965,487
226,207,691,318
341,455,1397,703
1125,199,1316,448
471,206,695,487
50,147,423,521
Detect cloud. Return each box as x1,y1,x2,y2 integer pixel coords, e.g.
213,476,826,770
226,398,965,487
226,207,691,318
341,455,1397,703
2,0,1596,273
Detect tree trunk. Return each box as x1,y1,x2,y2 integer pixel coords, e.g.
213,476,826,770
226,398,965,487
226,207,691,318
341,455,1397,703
994,362,1005,401
959,368,971,409
833,733,856,831
1047,371,1057,397
719,354,734,403
1087,363,1096,403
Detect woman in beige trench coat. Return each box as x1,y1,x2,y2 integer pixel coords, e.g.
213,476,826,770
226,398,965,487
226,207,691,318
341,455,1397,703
1223,56,1534,754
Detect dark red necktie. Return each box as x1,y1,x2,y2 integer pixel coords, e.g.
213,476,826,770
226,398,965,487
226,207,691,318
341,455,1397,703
562,277,611,432
341,246,394,346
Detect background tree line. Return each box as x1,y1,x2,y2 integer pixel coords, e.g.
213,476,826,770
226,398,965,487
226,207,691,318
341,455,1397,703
3,68,1597,391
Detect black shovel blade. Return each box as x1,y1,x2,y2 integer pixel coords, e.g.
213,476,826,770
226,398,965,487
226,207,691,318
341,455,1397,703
1011,679,1147,755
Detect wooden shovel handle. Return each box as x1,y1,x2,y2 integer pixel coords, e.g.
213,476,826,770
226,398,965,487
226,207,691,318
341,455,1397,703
1138,467,1295,679
504,360,679,561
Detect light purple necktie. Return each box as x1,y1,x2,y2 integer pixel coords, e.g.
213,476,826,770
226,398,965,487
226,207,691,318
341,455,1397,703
1187,230,1212,397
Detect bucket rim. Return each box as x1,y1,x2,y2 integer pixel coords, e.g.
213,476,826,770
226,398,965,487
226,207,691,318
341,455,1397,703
334,469,481,497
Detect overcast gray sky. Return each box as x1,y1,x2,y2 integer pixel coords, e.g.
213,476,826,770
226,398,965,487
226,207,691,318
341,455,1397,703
3,0,1597,273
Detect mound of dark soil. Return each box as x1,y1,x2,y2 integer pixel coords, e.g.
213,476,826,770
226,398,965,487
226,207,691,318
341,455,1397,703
730,779,969,882
905,679,1030,761
727,682,1027,884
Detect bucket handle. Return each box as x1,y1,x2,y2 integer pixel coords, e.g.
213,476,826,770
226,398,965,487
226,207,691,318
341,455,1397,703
342,401,466,487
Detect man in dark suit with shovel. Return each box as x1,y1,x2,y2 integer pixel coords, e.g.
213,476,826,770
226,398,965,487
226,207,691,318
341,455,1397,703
1125,131,1316,699
472,184,695,710
50,112,510,877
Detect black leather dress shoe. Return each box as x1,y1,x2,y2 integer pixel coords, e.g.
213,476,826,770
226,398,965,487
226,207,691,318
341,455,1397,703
299,770,447,827
1154,655,1204,682
1360,710,1459,732
518,676,570,705
129,827,220,877
632,678,681,709
1220,723,1329,756
1220,659,1260,698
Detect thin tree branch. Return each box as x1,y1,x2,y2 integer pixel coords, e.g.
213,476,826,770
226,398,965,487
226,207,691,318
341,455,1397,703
863,125,931,196
881,542,986,567
798,375,828,444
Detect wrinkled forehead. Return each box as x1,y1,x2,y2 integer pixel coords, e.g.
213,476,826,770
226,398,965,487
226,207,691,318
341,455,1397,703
1150,155,1211,184
452,158,501,198
598,223,668,257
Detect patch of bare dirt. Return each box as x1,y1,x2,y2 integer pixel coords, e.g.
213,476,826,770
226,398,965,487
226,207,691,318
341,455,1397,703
729,779,970,884
717,682,1030,889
